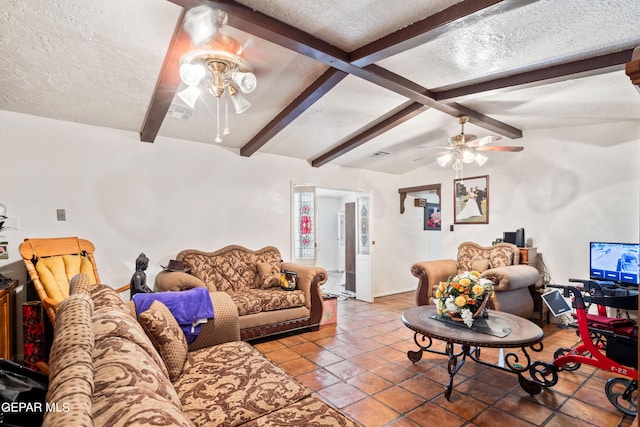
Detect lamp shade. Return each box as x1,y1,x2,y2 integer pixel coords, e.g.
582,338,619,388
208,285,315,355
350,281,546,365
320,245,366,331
437,153,452,167
179,63,206,87
231,92,251,114
475,153,488,166
462,150,476,163
183,5,220,46
232,72,257,94
177,86,201,109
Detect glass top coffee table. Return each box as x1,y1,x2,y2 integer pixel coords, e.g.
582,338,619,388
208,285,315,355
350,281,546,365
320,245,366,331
402,306,545,400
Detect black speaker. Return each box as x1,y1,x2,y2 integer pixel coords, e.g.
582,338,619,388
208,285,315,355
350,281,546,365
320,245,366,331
503,232,516,245
515,228,525,247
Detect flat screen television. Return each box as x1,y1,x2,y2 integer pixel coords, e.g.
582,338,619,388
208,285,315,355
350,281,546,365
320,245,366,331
590,242,639,286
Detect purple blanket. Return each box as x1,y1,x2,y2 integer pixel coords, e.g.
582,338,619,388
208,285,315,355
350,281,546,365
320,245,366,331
133,288,214,343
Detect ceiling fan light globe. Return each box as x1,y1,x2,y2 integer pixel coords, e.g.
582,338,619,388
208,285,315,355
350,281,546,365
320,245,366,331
475,153,488,166
177,86,201,109
231,91,251,113
232,72,257,94
180,63,206,86
437,153,452,167
183,5,220,46
462,150,476,163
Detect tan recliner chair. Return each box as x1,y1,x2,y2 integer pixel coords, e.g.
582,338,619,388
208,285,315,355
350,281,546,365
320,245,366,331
411,242,542,319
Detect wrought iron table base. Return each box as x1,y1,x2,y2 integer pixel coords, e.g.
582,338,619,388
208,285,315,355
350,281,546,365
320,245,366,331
408,332,544,400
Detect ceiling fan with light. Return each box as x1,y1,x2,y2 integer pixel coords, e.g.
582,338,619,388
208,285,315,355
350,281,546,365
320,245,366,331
175,6,258,143
436,115,524,177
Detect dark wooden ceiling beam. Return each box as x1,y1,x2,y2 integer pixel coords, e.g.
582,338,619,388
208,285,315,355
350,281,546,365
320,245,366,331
350,0,537,67
161,0,521,142
139,10,188,142
363,65,522,138
240,69,348,157
311,101,429,168
434,49,636,101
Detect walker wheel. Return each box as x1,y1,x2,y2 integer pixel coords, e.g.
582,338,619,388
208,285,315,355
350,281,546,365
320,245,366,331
605,378,638,416
529,361,558,387
553,348,580,371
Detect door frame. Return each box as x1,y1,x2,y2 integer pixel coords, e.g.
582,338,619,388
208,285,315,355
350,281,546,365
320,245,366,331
292,184,374,302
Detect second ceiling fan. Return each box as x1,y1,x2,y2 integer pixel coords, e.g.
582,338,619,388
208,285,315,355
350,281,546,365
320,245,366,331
437,115,524,171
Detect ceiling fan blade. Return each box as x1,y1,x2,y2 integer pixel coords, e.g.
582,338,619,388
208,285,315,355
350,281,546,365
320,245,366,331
466,135,502,147
413,149,451,162
476,146,524,152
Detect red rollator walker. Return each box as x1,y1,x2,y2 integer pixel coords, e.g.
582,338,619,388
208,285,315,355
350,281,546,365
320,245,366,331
530,280,638,416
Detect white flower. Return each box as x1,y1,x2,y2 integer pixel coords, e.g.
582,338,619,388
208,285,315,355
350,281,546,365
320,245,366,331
461,308,474,327
444,296,457,313
479,277,493,287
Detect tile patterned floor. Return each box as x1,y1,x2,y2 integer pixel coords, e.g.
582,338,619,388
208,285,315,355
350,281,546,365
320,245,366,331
253,292,637,427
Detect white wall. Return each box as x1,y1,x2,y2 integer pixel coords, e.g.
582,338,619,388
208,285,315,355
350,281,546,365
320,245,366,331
0,111,423,355
400,120,640,286
1,111,638,358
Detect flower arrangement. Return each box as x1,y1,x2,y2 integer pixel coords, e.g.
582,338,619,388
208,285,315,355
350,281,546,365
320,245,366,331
435,271,494,327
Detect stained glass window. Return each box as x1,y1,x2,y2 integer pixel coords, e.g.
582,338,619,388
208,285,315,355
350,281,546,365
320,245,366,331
294,190,315,259
357,196,370,255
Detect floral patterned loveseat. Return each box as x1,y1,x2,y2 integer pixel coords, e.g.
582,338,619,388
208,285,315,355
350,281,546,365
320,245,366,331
411,242,542,318
155,245,328,340
43,274,356,427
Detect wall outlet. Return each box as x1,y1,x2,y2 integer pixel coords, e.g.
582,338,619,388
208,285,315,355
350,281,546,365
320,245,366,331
56,209,66,221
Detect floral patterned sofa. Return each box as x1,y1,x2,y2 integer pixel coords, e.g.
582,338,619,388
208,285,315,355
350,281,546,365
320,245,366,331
154,245,328,340
411,242,542,318
43,274,356,427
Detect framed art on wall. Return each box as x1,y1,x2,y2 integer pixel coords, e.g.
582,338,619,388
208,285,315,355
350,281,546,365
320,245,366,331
424,203,441,230
454,175,489,224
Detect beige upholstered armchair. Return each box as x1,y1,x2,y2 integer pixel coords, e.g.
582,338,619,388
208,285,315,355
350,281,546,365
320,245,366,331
411,242,542,319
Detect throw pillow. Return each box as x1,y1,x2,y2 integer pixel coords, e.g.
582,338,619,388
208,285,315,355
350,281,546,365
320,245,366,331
138,300,188,382
255,262,281,288
471,259,491,273
489,248,515,268
154,271,210,292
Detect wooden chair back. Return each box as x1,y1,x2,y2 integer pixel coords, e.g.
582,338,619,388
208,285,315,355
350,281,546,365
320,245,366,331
19,237,100,325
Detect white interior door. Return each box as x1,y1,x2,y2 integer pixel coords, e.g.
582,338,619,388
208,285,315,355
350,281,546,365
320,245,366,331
292,185,317,265
355,191,373,302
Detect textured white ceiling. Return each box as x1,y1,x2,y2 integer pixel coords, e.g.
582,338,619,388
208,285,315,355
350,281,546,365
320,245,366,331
1,0,639,175
380,0,640,89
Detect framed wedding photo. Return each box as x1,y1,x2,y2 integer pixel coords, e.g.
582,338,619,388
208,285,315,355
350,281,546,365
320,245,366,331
454,175,489,224
424,203,441,230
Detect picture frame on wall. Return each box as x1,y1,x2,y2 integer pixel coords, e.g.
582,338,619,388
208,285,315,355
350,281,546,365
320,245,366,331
424,203,441,230
454,175,489,224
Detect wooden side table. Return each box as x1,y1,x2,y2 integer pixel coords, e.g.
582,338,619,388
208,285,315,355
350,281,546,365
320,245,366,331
0,280,17,360
530,285,550,327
